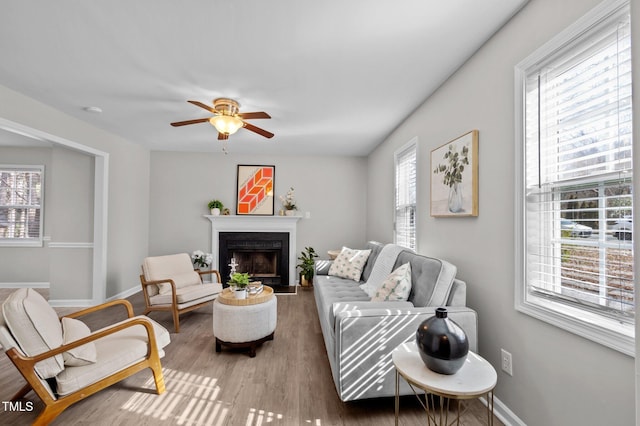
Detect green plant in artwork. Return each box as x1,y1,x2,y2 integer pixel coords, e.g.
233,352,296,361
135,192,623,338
433,144,469,187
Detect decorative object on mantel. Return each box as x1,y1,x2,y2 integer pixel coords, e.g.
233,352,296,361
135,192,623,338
430,130,479,217
222,208,231,215
191,250,213,270
280,187,297,216
208,199,224,216
236,165,275,215
416,307,469,374
297,246,318,288
228,272,251,299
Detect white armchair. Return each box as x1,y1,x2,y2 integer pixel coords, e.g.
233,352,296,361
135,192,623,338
140,253,222,332
0,288,170,425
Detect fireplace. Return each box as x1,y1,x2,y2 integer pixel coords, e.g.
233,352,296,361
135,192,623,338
219,232,289,287
206,215,301,287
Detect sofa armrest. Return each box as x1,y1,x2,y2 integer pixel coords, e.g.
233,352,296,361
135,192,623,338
332,305,478,401
315,259,333,275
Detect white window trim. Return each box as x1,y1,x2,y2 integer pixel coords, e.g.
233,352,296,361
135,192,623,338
394,137,418,251
0,164,44,247
514,0,634,356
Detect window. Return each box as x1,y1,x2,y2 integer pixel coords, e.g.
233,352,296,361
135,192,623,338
0,165,44,247
515,0,633,354
394,139,417,251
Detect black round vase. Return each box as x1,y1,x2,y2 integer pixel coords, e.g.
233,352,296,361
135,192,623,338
416,307,469,375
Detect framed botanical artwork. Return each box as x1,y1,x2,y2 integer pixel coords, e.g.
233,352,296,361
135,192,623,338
430,130,478,217
236,164,275,215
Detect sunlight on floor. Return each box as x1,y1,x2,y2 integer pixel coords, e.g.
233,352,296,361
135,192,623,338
122,367,229,425
122,367,324,425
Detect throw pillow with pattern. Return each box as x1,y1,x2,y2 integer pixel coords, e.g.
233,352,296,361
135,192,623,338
328,247,372,281
371,262,412,301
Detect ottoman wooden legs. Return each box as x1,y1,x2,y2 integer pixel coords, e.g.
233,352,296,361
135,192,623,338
215,332,275,357
213,296,277,357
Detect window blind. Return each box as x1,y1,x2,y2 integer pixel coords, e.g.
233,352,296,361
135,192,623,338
0,166,43,241
395,142,417,251
523,5,633,319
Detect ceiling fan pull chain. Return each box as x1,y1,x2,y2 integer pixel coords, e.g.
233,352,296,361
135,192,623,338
223,139,228,155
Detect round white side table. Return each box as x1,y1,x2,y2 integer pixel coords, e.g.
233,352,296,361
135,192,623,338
392,341,497,426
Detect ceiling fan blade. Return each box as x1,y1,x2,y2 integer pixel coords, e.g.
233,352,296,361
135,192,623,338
243,122,274,139
188,100,217,115
238,111,271,120
170,118,209,127
218,132,229,140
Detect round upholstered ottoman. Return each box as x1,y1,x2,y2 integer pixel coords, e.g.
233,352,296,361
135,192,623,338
213,295,277,357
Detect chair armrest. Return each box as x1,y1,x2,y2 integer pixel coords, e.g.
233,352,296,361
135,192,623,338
7,316,160,365
139,275,177,298
197,269,222,283
62,299,135,320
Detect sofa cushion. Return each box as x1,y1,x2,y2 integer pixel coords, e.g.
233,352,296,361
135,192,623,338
331,300,414,329
314,275,370,331
361,241,385,282
2,288,65,379
56,316,170,396
371,262,412,302
61,317,97,367
149,282,222,305
396,251,457,307
328,247,371,281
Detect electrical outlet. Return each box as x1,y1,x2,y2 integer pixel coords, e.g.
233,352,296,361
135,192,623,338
501,349,513,376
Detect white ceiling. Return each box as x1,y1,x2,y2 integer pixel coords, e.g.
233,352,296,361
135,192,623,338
0,0,527,156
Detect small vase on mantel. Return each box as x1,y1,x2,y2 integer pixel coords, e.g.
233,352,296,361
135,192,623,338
416,307,469,374
285,209,295,216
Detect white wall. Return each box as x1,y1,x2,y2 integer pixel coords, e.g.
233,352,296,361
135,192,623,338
367,0,635,424
0,84,151,300
148,152,368,264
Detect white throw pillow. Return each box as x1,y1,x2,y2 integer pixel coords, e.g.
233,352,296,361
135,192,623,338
328,247,372,282
371,262,412,302
61,317,97,366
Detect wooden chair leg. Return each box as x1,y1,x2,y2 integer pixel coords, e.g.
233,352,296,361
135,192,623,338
11,382,33,401
150,362,166,394
33,403,67,426
172,309,180,333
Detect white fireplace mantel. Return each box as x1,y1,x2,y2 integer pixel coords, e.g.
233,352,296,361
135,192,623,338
205,215,302,285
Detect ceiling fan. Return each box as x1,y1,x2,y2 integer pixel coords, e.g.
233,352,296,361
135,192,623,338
170,98,274,141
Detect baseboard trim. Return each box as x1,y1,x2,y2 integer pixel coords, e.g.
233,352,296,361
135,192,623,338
48,299,94,308
0,282,49,288
106,286,141,302
479,394,527,426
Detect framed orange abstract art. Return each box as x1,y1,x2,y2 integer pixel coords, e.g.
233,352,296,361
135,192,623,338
236,164,275,215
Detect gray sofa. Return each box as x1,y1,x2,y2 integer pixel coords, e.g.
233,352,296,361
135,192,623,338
313,241,478,401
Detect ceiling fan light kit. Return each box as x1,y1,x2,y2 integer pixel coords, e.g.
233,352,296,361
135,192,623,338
209,115,243,135
171,97,274,152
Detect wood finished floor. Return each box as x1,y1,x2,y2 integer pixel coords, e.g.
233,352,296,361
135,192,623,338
0,288,502,426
